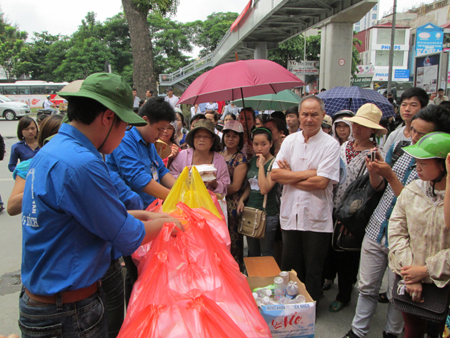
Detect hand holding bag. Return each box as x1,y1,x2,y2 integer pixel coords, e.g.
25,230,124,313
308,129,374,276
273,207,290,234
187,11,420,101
392,275,450,322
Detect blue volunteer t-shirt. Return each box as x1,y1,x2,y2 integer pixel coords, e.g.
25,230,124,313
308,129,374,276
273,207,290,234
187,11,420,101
106,127,169,208
21,124,145,295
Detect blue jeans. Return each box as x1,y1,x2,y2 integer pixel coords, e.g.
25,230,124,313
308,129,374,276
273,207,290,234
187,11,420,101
19,286,108,338
247,214,279,257
101,259,124,338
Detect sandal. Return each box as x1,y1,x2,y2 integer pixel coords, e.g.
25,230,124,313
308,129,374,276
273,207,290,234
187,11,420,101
378,292,389,303
329,300,348,312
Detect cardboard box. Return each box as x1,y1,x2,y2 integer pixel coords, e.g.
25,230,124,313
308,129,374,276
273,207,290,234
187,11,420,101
247,270,316,338
244,256,281,277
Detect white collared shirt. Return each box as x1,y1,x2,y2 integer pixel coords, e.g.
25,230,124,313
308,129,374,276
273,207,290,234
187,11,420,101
273,129,340,233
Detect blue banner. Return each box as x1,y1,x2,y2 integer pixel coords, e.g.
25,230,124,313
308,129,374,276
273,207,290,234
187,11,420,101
416,23,443,56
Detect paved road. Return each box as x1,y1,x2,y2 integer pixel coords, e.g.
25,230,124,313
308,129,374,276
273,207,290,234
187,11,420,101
0,118,395,337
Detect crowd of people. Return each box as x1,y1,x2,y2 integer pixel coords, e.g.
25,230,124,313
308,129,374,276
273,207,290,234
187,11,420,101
3,73,450,338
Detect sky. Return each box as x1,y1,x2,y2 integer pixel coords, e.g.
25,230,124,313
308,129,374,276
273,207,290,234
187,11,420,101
0,0,436,45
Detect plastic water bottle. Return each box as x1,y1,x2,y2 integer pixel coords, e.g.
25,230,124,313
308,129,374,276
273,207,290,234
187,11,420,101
274,277,286,300
252,293,271,307
289,295,306,304
256,288,272,297
279,271,289,285
286,281,299,299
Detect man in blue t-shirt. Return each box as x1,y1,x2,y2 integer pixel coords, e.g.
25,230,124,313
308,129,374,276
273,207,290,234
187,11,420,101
19,73,183,337
106,96,176,208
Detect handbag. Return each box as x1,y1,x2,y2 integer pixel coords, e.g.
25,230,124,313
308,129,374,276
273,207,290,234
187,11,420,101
238,158,275,239
392,275,450,322
332,219,364,252
238,194,267,239
333,160,385,250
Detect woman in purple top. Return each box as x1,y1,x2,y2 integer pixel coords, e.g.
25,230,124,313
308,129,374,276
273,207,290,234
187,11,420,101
169,119,230,197
8,116,40,172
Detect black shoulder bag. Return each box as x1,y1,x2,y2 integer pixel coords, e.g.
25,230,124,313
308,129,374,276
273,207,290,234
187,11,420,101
332,141,409,251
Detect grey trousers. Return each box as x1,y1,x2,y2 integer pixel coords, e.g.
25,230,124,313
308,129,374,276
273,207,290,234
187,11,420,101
351,234,404,337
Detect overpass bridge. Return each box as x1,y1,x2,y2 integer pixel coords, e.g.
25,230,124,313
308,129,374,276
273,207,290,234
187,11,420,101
159,0,377,91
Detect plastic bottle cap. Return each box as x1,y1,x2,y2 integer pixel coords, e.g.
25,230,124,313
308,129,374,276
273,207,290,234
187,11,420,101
274,277,284,284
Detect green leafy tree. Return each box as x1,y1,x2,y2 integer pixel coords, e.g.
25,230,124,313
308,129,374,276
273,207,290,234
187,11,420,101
0,13,27,81
121,0,179,98
268,34,320,68
14,32,69,81
186,12,239,58
352,36,362,79
100,13,133,75
52,12,115,81
148,12,193,76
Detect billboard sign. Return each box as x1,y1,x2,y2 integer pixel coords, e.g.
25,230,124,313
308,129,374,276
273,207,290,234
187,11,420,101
287,60,319,75
415,53,441,93
416,23,443,56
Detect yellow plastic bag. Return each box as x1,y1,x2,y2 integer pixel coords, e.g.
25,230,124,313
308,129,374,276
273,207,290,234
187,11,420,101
162,167,222,218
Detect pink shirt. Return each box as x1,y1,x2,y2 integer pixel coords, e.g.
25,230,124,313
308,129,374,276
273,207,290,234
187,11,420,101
169,148,230,196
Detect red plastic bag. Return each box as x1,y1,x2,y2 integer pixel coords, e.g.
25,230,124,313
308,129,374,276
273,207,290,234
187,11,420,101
133,192,230,267
119,203,271,338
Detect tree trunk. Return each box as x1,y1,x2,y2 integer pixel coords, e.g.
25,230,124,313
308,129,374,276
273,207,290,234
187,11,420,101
121,0,157,98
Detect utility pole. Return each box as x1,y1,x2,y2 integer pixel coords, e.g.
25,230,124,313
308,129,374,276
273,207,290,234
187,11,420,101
304,32,307,95
387,0,397,95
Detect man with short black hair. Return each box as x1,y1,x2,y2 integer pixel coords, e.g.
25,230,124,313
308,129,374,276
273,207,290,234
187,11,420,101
106,96,176,207
383,87,429,151
164,87,178,108
145,89,153,100
19,73,183,336
433,88,448,105
285,105,300,134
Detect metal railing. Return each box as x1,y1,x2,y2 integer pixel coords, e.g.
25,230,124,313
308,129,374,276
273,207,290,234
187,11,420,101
159,53,214,85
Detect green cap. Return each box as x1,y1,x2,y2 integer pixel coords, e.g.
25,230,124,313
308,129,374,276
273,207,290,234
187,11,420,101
57,73,147,126
403,132,450,159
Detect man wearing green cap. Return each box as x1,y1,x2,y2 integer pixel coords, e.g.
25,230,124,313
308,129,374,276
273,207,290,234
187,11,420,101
19,73,183,337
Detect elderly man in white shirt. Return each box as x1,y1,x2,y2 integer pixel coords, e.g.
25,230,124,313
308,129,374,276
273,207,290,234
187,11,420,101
272,95,340,303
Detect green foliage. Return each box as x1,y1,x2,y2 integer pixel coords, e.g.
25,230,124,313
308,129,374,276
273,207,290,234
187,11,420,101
187,12,239,57
14,32,69,81
0,14,28,80
131,0,179,15
148,12,193,74
352,37,362,79
268,34,321,68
